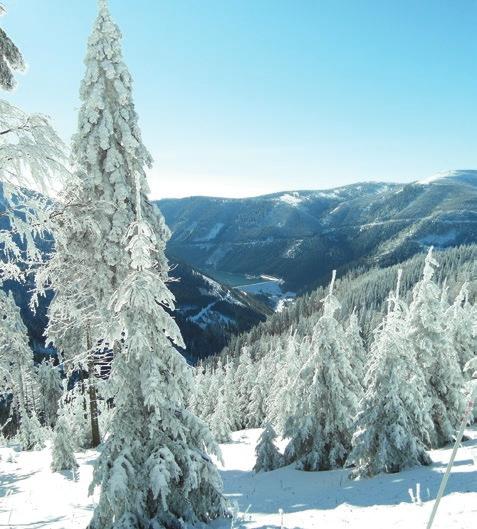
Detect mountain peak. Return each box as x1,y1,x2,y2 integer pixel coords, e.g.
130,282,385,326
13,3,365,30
417,170,477,186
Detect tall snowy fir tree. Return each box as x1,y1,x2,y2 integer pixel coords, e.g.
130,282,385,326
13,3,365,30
348,272,433,479
38,0,162,447
407,249,465,448
85,3,226,528
283,272,361,471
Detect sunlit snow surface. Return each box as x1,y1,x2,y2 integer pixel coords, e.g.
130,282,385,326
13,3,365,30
1,427,476,528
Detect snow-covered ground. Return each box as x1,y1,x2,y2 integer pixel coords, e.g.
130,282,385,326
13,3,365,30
1,428,476,529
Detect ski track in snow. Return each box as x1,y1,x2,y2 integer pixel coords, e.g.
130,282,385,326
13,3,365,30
0,428,476,529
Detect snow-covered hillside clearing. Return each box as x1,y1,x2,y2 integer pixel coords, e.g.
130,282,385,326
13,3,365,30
1,428,476,529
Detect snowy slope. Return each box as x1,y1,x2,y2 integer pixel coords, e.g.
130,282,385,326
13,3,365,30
1,427,476,529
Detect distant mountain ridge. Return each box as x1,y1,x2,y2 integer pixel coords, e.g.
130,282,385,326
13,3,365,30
158,170,477,295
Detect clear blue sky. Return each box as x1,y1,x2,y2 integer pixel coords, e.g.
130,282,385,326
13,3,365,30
2,0,477,198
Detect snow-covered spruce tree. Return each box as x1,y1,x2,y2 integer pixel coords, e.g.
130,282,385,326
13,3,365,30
51,409,78,472
446,283,477,373
234,346,254,429
189,363,205,418
344,310,367,385
248,361,267,428
253,423,282,473
0,5,25,91
206,359,232,443
0,290,44,449
223,358,240,430
266,330,300,432
60,381,92,450
88,129,225,529
37,0,165,448
209,391,232,444
347,272,433,479
407,248,465,448
283,271,361,471
35,358,63,428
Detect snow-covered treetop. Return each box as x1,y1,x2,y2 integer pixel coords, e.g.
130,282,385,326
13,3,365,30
73,0,152,207
321,270,340,318
423,247,438,282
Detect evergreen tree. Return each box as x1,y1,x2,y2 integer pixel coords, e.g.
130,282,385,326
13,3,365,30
283,272,361,471
87,4,226,520
35,358,63,428
345,310,366,384
446,283,477,373
0,290,44,450
223,358,240,430
51,411,78,472
253,423,282,473
348,272,433,479
18,410,45,451
209,390,232,444
234,347,254,428
248,361,267,428
62,382,93,450
267,331,300,432
407,249,465,447
89,211,226,527
39,0,164,448
189,364,205,418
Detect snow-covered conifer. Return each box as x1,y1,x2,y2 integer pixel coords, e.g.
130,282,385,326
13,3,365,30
51,410,78,472
38,0,164,448
267,331,300,432
248,361,267,428
35,358,63,428
446,283,476,373
223,358,240,430
283,272,361,471
234,347,254,428
62,382,92,450
209,390,232,443
345,310,367,384
407,249,465,447
87,4,226,519
17,409,45,451
0,290,44,449
348,272,433,479
253,423,282,473
89,209,226,527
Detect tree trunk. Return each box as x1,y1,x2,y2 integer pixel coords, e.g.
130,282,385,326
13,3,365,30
87,329,101,448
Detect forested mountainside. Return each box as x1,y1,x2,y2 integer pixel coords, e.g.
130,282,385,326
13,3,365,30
216,243,477,362
158,170,477,295
2,259,268,360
